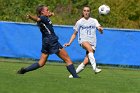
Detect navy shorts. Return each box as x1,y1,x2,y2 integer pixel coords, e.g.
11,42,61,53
41,40,63,54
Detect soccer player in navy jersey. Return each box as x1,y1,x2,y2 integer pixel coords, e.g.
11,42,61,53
17,5,79,78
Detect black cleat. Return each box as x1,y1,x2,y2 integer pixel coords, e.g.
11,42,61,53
73,76,81,78
17,67,26,74
71,75,81,78
69,75,81,78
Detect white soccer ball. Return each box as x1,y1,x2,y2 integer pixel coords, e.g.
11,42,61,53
98,4,110,15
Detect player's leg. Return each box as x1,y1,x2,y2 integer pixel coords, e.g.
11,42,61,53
73,49,96,75
17,53,49,74
56,48,79,78
69,55,88,78
81,42,101,73
76,55,88,73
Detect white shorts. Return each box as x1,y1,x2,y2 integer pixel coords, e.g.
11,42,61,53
80,42,96,51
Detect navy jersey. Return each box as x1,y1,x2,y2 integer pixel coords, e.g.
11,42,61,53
37,16,58,42
37,16,63,54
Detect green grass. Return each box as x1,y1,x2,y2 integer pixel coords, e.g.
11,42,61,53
0,61,140,93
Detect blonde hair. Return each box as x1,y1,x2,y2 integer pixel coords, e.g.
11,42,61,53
36,5,45,16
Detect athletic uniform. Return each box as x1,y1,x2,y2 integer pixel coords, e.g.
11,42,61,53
37,16,63,54
74,17,101,50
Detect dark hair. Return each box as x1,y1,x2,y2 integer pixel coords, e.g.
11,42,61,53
36,5,45,16
81,6,91,17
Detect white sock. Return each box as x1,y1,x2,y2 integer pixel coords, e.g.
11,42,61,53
69,63,85,78
76,63,85,74
88,52,96,70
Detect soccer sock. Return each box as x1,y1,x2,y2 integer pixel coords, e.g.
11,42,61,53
76,63,85,74
24,63,40,72
88,52,96,70
66,64,79,78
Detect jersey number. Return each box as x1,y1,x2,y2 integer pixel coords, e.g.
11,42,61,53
87,29,91,36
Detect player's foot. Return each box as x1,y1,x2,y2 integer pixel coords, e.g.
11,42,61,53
17,67,26,74
69,75,80,78
95,68,102,74
69,75,73,78
74,76,80,78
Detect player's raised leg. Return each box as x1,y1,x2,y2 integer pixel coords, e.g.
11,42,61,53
56,48,79,78
17,53,49,74
82,42,101,74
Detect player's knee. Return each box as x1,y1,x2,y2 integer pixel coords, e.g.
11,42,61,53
40,64,45,67
84,61,89,65
38,62,46,67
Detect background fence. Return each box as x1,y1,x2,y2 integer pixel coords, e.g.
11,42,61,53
0,21,140,66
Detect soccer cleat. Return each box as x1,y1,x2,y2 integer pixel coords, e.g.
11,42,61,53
69,75,73,78
95,68,102,74
73,76,80,78
17,67,26,74
69,75,80,78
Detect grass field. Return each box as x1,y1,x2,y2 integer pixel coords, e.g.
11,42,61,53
0,59,140,93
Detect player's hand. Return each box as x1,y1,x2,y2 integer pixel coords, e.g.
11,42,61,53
98,26,103,34
51,12,54,16
63,43,70,47
48,12,54,17
100,30,103,34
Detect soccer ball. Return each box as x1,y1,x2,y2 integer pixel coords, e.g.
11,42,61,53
98,4,110,15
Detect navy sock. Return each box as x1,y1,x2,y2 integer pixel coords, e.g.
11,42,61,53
24,63,40,72
66,64,79,78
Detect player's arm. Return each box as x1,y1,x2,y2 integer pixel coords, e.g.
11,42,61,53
47,12,54,17
64,31,78,47
97,26,103,34
27,15,41,22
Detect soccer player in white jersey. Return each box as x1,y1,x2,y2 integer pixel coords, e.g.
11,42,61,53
64,6,103,78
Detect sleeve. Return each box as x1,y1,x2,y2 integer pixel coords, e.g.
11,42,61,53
95,19,101,27
73,21,80,32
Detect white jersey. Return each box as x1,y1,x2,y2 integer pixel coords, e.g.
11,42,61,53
74,17,100,47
